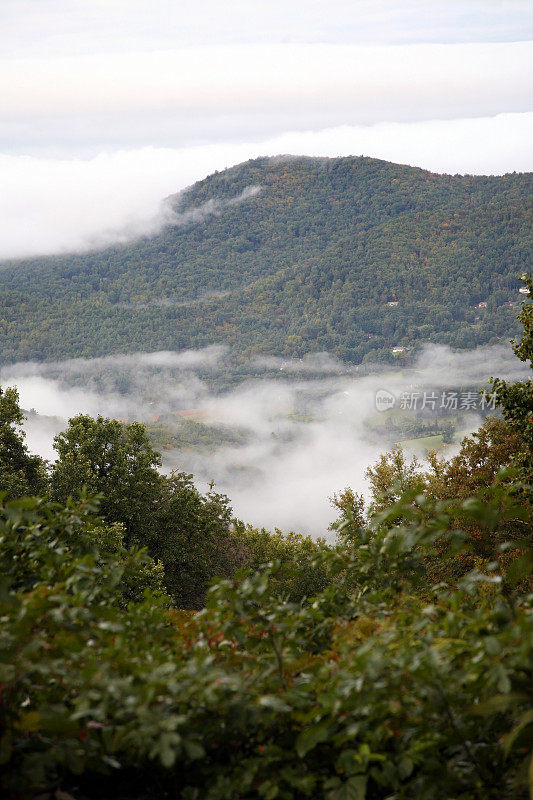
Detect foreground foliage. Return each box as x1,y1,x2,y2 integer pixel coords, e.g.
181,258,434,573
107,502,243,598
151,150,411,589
0,481,531,799
0,278,531,798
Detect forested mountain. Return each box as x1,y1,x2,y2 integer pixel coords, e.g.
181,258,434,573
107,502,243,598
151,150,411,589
0,156,531,364
1,283,532,798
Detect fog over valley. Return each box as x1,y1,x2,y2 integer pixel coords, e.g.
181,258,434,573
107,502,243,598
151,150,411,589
2,2,532,794
3,343,528,537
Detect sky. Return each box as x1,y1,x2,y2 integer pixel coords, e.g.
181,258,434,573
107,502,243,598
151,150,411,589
0,1,532,257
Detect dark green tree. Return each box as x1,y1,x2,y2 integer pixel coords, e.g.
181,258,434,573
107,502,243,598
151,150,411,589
50,414,162,545
491,274,533,486
233,522,329,601
0,385,47,499
151,471,244,608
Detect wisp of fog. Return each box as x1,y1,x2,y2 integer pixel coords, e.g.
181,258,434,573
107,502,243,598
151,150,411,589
1,344,528,538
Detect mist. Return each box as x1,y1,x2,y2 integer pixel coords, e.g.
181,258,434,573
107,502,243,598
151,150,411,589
1,343,528,538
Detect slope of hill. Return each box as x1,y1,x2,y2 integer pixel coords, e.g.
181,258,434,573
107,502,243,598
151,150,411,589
0,156,531,364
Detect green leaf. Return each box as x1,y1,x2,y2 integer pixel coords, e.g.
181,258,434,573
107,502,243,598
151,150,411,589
296,720,331,758
258,780,279,799
496,668,512,694
398,757,414,779
506,552,533,587
327,775,367,800
483,636,501,656
336,749,358,774
503,709,533,756
160,745,176,769
102,755,122,769
184,740,205,760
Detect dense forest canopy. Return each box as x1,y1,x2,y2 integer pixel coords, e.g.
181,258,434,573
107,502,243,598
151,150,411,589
0,156,531,364
0,280,531,798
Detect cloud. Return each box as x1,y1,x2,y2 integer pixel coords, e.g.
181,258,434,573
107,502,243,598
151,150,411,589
1,42,531,154
1,112,531,260
253,352,353,375
170,185,261,227
1,1,531,58
2,343,529,537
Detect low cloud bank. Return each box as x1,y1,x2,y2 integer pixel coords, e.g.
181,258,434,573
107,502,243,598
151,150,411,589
3,43,530,142
1,344,528,537
1,112,531,260
4,0,531,59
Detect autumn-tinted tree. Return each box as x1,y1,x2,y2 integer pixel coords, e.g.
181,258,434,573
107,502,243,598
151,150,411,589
328,487,366,537
331,416,530,587
365,446,423,514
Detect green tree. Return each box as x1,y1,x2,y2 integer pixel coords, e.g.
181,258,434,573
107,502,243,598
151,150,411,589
328,487,366,537
365,446,423,514
50,414,162,545
0,385,47,499
441,421,454,444
150,471,245,608
0,493,166,606
491,274,533,487
1,483,531,799
233,522,330,601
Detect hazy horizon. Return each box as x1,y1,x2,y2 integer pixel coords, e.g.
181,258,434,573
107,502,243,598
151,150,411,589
0,1,531,259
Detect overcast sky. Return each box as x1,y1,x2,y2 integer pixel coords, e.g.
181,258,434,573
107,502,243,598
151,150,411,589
0,1,532,259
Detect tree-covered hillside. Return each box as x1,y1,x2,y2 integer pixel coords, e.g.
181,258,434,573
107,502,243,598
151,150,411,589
0,283,532,799
0,156,531,364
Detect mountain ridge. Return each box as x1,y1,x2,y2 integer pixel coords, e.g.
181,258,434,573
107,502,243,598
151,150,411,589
0,155,531,364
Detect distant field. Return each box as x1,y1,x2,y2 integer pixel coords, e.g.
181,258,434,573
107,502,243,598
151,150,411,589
399,433,445,453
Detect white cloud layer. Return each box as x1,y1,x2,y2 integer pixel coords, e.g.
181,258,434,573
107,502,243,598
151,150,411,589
1,0,531,57
2,344,528,537
1,42,531,153
0,112,531,260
